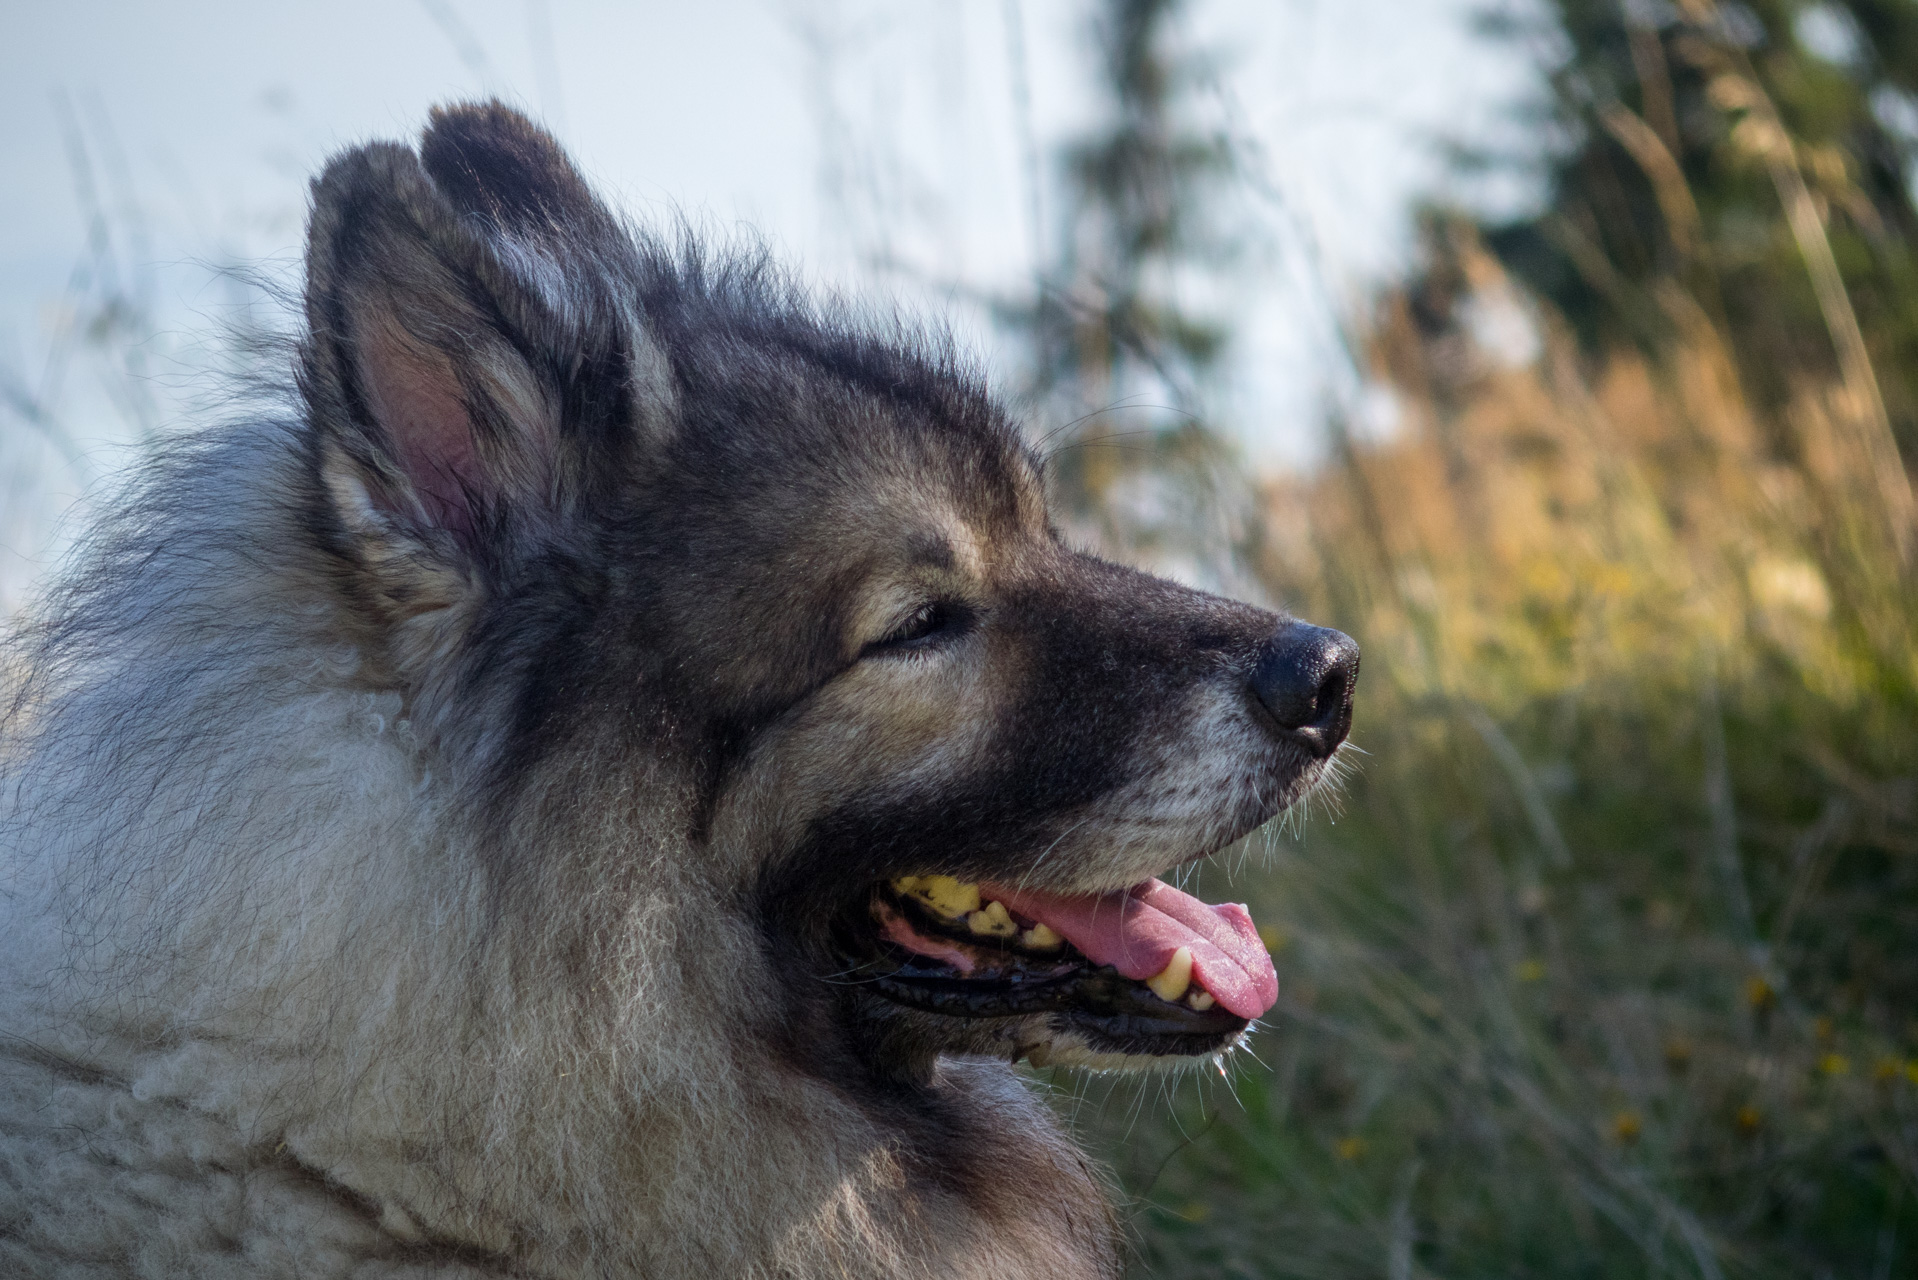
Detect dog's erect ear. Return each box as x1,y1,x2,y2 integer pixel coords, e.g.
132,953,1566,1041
417,101,617,242
303,102,662,547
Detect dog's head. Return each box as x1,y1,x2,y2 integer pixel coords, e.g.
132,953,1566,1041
301,102,1356,1085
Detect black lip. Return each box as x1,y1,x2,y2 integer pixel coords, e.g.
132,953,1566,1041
834,888,1252,1052
868,953,1250,1037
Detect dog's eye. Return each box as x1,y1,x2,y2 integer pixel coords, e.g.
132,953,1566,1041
866,602,967,656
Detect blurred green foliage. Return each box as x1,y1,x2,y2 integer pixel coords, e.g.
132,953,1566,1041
1483,0,1918,459
1026,2,1918,1276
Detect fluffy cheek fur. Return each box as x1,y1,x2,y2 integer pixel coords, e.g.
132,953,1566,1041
0,642,1113,1279
703,643,1023,883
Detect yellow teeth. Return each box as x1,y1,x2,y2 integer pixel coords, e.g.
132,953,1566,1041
1186,990,1216,1011
1020,922,1064,951
891,875,980,919
889,879,1064,953
1145,946,1194,1002
967,900,1018,938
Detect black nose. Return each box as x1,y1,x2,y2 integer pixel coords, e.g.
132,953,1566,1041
1250,623,1360,757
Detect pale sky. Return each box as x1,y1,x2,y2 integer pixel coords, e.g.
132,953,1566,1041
0,0,1542,605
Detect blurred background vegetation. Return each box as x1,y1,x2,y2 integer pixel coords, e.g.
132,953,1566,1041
1031,1,1918,1276
3,0,1915,1275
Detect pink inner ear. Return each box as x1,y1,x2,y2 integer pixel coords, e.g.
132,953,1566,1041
353,314,483,538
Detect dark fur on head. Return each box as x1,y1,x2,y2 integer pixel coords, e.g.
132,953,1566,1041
0,102,1353,1278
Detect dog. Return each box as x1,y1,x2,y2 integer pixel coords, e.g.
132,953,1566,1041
0,102,1357,1278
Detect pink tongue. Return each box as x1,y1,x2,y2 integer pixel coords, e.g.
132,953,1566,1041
981,879,1279,1020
